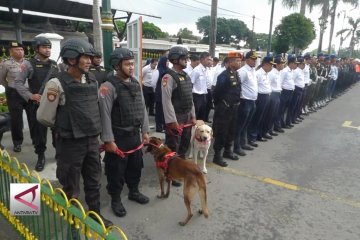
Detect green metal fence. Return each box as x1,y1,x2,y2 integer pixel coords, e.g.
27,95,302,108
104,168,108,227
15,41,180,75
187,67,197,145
0,149,128,240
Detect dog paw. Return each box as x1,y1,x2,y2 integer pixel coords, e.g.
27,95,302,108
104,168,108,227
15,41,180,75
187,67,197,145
178,221,186,226
164,194,169,198
198,210,203,215
157,194,165,199
202,168,208,174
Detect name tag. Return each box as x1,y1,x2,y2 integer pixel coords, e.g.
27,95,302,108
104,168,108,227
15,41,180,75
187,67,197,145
179,76,185,81
36,65,43,68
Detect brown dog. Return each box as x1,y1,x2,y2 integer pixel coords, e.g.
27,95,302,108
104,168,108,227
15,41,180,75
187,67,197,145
146,137,209,226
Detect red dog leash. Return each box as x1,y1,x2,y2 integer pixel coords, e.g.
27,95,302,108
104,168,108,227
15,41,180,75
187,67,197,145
168,123,194,136
99,143,144,158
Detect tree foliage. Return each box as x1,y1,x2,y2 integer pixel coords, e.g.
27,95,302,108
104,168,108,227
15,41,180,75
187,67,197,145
272,13,316,53
115,20,168,40
196,16,250,44
177,28,199,40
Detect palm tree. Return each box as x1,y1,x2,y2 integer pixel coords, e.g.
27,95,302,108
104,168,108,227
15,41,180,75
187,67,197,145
92,0,103,53
326,0,358,54
336,17,360,57
281,0,308,15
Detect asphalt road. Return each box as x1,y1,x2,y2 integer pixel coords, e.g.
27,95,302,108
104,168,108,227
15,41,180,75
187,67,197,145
1,82,360,240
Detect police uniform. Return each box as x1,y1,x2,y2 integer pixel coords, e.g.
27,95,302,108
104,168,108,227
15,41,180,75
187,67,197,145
99,75,149,208
89,65,108,85
289,59,305,124
233,51,258,152
162,68,195,158
0,51,28,151
15,56,59,160
212,63,241,166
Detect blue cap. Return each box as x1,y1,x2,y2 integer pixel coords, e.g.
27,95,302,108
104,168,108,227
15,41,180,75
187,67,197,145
304,53,312,59
324,56,331,61
287,55,299,64
330,54,336,59
317,52,324,57
297,56,305,63
274,56,286,64
262,56,275,65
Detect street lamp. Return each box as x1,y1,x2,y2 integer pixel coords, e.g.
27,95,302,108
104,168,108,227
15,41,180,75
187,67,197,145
317,17,328,54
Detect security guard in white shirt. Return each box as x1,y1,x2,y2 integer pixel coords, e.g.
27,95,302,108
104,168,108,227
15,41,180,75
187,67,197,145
248,56,275,144
190,52,212,121
289,56,305,125
233,51,258,153
276,55,298,131
266,56,285,135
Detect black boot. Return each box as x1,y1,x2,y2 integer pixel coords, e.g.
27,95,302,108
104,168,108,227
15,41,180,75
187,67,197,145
90,213,113,228
35,153,45,172
128,188,150,204
223,150,239,160
111,197,127,217
213,151,228,167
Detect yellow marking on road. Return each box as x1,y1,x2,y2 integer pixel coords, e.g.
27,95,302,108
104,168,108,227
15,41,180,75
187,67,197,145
208,162,360,209
342,121,360,130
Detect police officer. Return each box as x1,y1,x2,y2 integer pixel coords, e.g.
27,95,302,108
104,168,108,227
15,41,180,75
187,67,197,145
162,46,196,186
212,51,242,167
89,51,108,85
36,38,112,227
15,36,59,171
0,42,27,152
99,48,150,218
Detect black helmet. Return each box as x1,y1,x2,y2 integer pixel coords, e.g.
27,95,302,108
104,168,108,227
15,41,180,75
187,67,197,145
60,38,95,60
168,46,188,61
109,47,134,68
32,36,52,49
94,51,102,58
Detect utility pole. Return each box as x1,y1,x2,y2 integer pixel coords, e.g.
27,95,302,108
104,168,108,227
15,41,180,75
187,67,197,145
251,15,255,50
101,0,113,70
267,0,275,55
209,0,218,57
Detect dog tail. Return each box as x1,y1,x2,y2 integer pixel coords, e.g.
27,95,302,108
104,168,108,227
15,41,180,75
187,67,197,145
198,174,209,218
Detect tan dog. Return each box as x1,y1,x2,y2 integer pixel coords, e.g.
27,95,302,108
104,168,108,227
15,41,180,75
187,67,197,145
188,120,213,173
146,137,209,226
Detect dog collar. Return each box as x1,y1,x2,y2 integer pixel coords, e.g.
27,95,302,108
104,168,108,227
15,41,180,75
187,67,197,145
156,152,176,170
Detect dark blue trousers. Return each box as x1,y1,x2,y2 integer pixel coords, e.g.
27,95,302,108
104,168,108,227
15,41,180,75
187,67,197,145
248,93,270,142
234,99,256,150
263,91,281,134
276,89,293,128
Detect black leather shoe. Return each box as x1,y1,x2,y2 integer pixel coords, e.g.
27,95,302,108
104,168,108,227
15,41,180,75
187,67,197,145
263,133,273,140
293,120,300,124
213,154,228,167
242,145,254,151
274,128,285,133
257,137,267,142
288,124,294,127
35,153,46,172
298,116,304,120
90,213,114,228
283,125,291,129
234,149,246,156
128,190,150,204
171,180,181,187
111,199,127,217
269,132,278,136
13,145,21,152
223,151,239,160
248,141,258,147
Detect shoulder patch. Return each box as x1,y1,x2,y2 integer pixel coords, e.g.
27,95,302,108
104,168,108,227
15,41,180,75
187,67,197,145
47,88,58,102
99,86,109,97
162,75,169,87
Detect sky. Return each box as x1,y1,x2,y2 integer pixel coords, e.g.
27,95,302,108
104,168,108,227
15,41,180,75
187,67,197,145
105,0,360,53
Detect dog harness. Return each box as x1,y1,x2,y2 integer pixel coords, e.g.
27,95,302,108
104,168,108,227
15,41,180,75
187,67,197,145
156,151,177,180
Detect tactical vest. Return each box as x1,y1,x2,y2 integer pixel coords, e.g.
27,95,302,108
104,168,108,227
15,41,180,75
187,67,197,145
107,76,144,131
166,69,193,114
29,58,58,94
89,65,108,85
218,69,241,105
55,72,101,138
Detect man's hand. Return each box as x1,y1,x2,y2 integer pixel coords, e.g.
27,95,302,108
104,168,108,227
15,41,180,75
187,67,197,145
166,122,182,135
143,133,150,144
31,94,41,103
104,141,118,153
191,118,197,126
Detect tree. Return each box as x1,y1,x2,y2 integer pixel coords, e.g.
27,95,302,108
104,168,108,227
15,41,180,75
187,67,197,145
244,33,269,51
115,20,168,40
196,16,250,44
326,0,358,54
282,0,308,15
142,21,167,39
177,28,199,40
337,17,360,57
272,13,316,54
